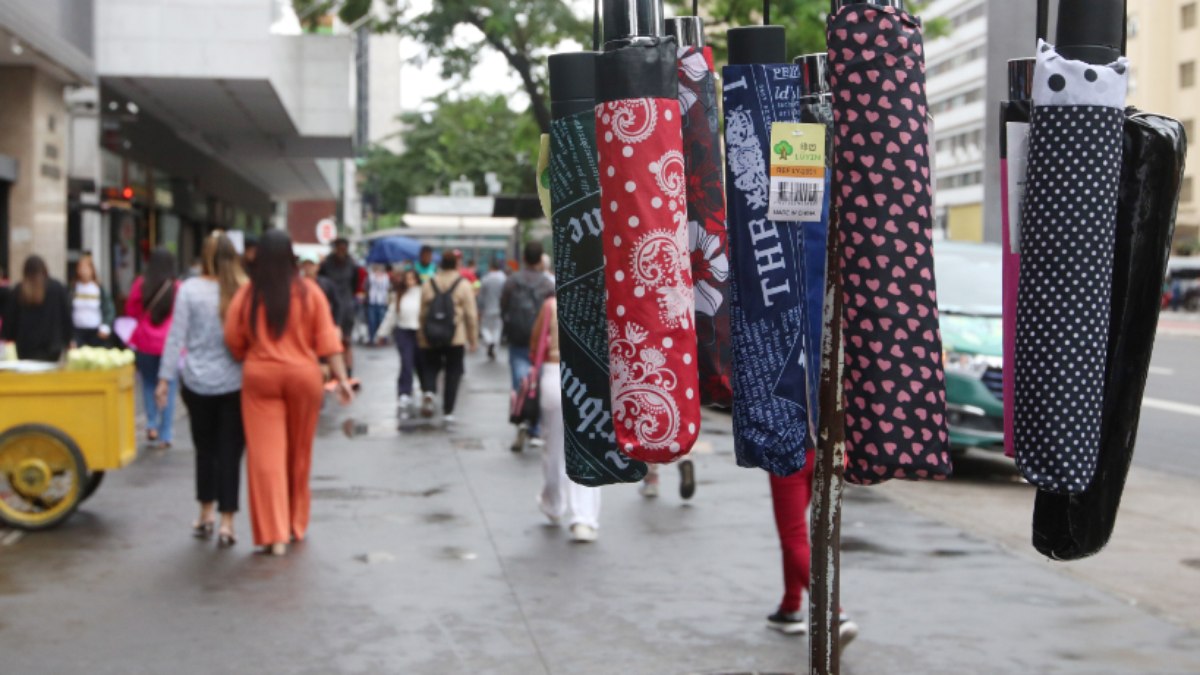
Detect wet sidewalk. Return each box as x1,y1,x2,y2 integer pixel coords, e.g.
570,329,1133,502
2,346,1198,674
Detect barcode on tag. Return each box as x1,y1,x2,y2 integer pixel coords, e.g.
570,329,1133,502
768,177,824,221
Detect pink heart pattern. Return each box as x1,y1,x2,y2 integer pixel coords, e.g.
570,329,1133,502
827,5,951,485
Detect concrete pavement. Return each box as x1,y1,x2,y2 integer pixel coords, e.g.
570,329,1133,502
2,346,1199,674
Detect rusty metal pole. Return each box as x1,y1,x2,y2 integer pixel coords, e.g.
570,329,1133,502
809,205,845,675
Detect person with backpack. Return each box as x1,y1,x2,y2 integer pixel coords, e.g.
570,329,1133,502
500,242,554,451
418,250,478,421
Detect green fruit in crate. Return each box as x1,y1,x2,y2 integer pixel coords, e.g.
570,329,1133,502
66,347,135,371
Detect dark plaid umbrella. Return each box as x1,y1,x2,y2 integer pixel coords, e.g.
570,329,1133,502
1013,38,1129,494
666,16,733,408
1032,111,1186,558
722,25,813,477
594,0,702,463
548,51,648,486
827,0,951,484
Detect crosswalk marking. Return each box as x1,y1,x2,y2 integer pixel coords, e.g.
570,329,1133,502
1143,397,1200,418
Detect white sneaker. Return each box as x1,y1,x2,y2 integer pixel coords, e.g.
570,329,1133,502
838,613,859,653
442,414,456,424
528,436,545,449
398,394,412,408
420,392,435,418
569,524,598,543
639,480,659,498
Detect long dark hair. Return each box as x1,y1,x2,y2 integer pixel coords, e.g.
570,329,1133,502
394,269,419,309
142,247,177,325
18,255,48,305
248,229,300,340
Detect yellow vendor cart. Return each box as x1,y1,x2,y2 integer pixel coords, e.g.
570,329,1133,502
0,364,137,530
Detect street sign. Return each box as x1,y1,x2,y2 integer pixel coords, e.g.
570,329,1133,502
315,218,338,244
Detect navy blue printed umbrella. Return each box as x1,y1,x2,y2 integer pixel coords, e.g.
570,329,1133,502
722,25,812,477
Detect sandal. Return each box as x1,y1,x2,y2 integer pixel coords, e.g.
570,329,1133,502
147,429,159,442
217,531,237,548
192,521,214,539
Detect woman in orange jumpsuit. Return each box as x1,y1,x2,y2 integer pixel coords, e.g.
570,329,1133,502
224,230,354,556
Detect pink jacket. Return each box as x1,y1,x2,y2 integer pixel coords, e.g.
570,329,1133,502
125,276,178,356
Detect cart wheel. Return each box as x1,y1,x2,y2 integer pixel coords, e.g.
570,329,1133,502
0,424,88,531
82,472,106,502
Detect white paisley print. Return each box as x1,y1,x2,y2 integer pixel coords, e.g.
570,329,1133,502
602,100,658,145
608,321,683,453
725,106,768,210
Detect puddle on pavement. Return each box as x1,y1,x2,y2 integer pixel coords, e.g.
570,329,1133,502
311,485,448,501
1182,558,1200,571
439,546,478,561
422,511,457,524
929,548,972,557
840,535,902,556
450,437,484,451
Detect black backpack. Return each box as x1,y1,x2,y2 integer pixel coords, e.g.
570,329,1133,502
504,277,544,347
424,277,463,348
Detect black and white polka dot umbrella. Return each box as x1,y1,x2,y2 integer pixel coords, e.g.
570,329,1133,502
1013,40,1130,494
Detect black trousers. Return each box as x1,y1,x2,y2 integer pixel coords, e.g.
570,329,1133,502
180,386,245,513
421,345,465,414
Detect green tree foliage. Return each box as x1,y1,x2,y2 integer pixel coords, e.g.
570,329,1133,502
374,0,589,133
360,94,541,216
291,0,371,32
665,0,947,64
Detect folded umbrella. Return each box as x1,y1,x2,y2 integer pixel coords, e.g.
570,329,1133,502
722,25,813,477
827,0,951,484
1013,36,1130,494
549,51,649,486
1032,111,1186,558
666,16,733,409
999,57,1035,459
595,0,702,463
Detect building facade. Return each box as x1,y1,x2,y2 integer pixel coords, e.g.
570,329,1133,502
0,0,95,279
925,0,988,242
1126,0,1200,245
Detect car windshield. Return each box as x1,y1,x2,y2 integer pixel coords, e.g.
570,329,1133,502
933,242,1003,314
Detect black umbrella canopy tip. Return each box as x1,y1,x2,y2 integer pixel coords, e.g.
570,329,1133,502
550,51,600,119
728,25,786,65
1055,0,1125,64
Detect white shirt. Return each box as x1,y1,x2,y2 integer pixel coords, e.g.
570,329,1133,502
72,281,103,330
398,287,421,330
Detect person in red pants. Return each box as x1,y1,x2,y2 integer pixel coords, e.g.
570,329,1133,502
766,449,859,651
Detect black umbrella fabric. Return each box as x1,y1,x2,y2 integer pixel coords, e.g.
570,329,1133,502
1032,112,1186,558
548,53,648,486
826,3,950,484
673,37,733,408
1014,41,1129,494
595,38,703,463
722,57,813,477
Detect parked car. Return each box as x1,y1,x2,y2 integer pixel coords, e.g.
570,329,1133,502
1166,257,1200,311
934,242,1005,454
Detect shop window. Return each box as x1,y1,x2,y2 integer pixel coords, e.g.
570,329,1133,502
1183,3,1197,29
1182,61,1196,89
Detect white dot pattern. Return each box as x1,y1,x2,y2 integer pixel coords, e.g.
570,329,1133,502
1014,104,1124,494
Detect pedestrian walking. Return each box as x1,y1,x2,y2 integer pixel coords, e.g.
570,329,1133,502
414,245,436,282
375,268,423,410
501,243,554,450
156,233,247,547
766,451,858,649
365,264,391,342
70,253,115,348
318,237,362,375
418,249,478,422
0,255,73,362
126,247,179,448
532,296,601,543
638,459,697,501
224,230,353,556
477,259,506,361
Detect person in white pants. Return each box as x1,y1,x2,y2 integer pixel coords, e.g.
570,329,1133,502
532,298,601,542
